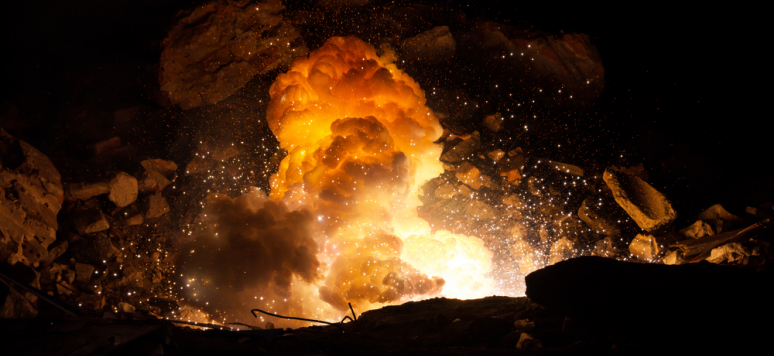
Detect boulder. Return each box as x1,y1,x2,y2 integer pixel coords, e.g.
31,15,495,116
0,129,63,267
629,234,661,261
108,172,138,208
400,26,456,64
159,0,308,109
603,167,676,231
146,193,170,219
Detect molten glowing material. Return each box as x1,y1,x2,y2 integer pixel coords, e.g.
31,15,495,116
268,36,494,313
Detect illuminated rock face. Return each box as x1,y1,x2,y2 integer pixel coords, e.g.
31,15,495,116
267,36,494,312
159,0,307,109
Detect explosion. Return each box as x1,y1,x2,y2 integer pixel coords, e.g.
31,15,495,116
180,36,495,325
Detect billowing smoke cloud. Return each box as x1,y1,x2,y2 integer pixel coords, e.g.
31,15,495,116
177,189,322,322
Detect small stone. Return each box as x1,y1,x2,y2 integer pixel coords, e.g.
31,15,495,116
434,183,458,200
441,131,480,163
118,302,136,313
67,182,110,200
546,160,584,176
56,283,75,296
487,149,505,161
696,204,742,223
578,197,620,236
516,333,542,350
455,162,482,190
126,214,144,226
679,220,714,239
662,250,684,265
603,167,676,231
108,172,138,208
139,169,171,193
75,262,95,283
483,112,503,132
465,200,496,222
141,158,178,176
629,234,661,261
594,236,617,257
72,208,110,235
707,243,749,264
146,193,170,219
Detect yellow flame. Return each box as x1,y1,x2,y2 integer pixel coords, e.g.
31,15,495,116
268,36,494,314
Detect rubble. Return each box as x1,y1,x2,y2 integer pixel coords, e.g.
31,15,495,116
628,234,661,261
159,0,308,109
75,262,95,283
400,26,456,64
548,237,574,265
603,167,676,231
707,242,749,264
455,161,483,190
0,129,63,267
696,204,742,233
487,149,505,161
139,169,171,193
483,112,503,132
679,220,714,239
140,158,178,176
108,172,138,208
146,193,170,219
440,131,480,162
72,207,110,235
578,197,620,236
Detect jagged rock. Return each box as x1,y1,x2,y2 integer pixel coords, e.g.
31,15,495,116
42,240,68,266
707,243,749,264
516,333,542,350
696,204,742,234
497,151,524,184
549,237,574,265
159,0,308,109
118,302,136,313
441,131,480,162
679,220,714,239
400,26,456,64
483,112,503,132
126,214,144,226
629,234,661,261
108,172,138,208
67,182,110,200
0,129,63,267
465,200,496,222
603,167,676,231
487,149,505,162
502,194,522,208
72,208,109,235
139,170,171,193
594,236,617,257
75,262,95,283
434,183,458,199
662,250,685,265
96,236,121,261
578,197,620,236
455,161,482,190
546,160,584,176
146,193,170,219
141,158,178,176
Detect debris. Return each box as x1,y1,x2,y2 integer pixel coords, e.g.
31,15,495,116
629,234,661,261
72,208,110,235
126,214,144,226
140,158,178,176
108,172,138,208
487,149,505,162
679,220,714,239
546,160,584,176
146,193,170,219
707,243,749,264
455,162,482,190
118,302,136,313
441,131,480,162
434,183,459,199
549,237,574,265
594,236,617,257
670,219,771,262
67,182,110,200
578,197,620,236
516,333,542,350
662,250,685,265
483,112,503,132
465,201,496,222
400,26,456,64
696,204,742,223
75,262,95,283
139,169,171,193
603,167,676,231
159,0,308,109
